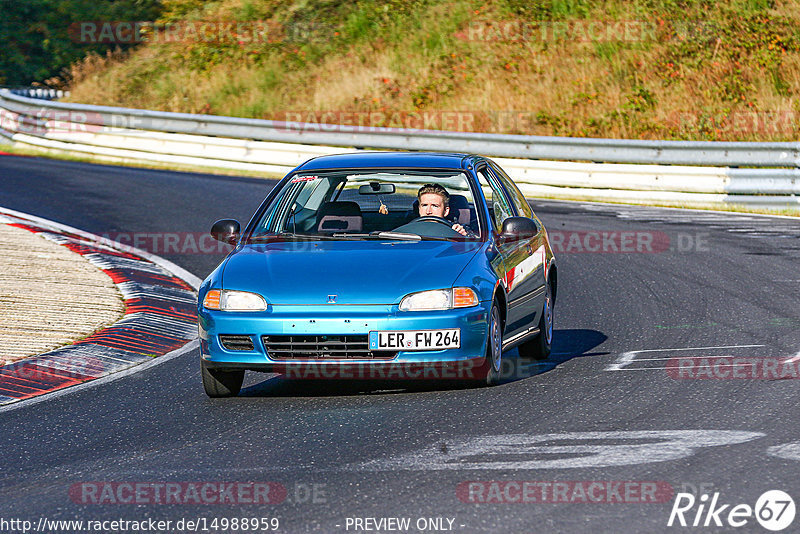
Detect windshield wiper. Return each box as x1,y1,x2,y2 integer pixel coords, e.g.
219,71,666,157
286,232,340,240
367,231,422,241
417,236,461,241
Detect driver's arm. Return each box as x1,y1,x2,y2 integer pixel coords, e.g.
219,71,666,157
451,223,476,237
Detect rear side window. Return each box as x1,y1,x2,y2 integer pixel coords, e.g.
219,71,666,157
489,162,533,218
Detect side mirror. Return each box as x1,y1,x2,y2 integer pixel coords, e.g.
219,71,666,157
499,217,540,243
211,219,240,245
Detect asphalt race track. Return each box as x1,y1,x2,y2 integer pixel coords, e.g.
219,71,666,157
2,155,800,533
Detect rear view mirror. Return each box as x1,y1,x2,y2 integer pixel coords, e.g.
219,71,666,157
211,219,240,245
358,182,396,195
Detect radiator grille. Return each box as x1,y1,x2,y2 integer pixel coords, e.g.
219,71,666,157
262,335,396,360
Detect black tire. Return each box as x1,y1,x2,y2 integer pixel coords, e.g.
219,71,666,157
518,280,553,361
201,360,244,398
484,302,504,386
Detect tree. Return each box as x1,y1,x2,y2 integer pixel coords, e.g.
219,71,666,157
0,0,163,86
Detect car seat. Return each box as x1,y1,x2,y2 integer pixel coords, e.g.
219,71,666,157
316,201,363,232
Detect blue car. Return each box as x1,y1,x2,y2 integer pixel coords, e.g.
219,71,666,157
198,152,557,396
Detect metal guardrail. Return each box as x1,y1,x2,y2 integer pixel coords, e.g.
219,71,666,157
1,89,798,209
3,91,800,167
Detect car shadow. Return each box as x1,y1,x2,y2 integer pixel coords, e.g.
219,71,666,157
500,328,609,384
236,329,607,398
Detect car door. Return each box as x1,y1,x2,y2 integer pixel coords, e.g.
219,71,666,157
476,165,532,338
486,163,547,336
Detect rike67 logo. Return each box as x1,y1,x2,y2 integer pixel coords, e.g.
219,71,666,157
668,490,795,531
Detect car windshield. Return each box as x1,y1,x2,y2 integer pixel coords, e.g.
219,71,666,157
249,170,482,241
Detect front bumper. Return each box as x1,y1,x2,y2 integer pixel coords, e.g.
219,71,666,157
198,302,491,376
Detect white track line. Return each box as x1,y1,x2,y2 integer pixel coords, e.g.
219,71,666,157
610,367,672,371
613,360,798,372
617,355,747,362
605,345,766,371
783,350,800,364
605,351,638,371
627,344,765,354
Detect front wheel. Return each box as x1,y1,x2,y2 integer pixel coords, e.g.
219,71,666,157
518,280,553,361
484,303,504,386
201,360,244,398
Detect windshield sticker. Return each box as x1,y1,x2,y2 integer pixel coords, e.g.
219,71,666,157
291,175,320,183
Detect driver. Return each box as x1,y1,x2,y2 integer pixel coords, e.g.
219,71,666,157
417,183,470,236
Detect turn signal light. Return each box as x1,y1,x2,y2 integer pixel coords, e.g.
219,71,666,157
203,289,221,310
453,287,479,308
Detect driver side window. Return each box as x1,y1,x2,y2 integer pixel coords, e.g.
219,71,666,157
477,168,513,231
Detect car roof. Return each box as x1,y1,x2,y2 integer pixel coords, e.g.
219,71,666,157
295,151,483,171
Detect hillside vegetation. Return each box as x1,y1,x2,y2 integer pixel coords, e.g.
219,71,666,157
65,0,800,141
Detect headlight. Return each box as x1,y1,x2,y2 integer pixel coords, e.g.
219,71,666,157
399,287,479,311
202,289,268,311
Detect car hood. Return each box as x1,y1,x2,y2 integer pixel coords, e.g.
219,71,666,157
221,239,483,305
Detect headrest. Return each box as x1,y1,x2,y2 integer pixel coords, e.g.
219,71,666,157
448,194,471,225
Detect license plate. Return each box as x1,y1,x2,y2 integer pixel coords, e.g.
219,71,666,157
369,329,460,351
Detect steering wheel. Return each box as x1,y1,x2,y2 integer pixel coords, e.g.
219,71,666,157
411,216,454,227
393,215,462,238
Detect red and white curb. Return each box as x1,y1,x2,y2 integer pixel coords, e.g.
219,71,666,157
0,207,201,410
